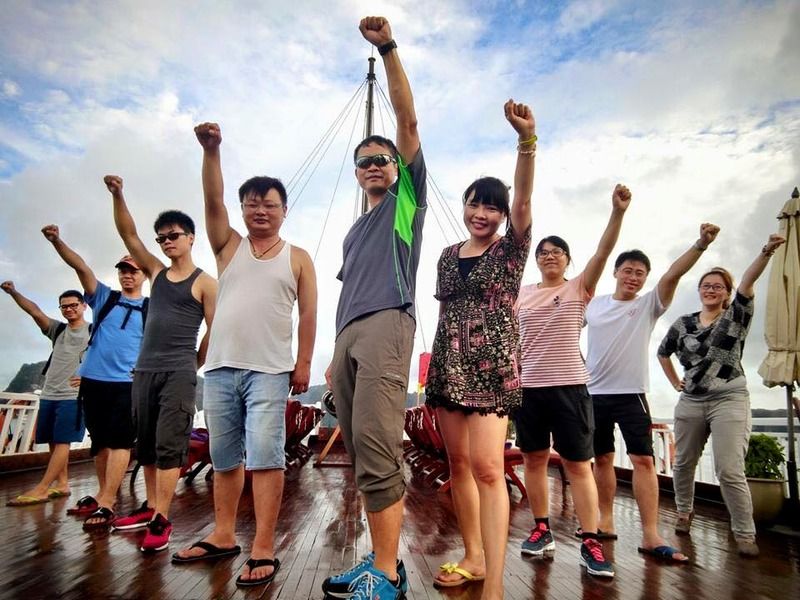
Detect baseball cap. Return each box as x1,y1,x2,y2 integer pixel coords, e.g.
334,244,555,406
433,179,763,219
114,255,141,270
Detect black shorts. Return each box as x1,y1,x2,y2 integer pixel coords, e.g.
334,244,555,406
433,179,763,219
592,393,653,457
132,371,196,469
515,385,594,461
78,377,136,456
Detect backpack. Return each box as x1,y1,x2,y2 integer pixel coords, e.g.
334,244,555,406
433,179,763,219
86,290,150,347
41,322,92,376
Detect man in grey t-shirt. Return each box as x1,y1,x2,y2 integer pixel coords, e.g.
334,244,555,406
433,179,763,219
322,16,426,600
2,282,90,506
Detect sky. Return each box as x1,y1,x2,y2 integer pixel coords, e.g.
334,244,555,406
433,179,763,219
1,0,799,418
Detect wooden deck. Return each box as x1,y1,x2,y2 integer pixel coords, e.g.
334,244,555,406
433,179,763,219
2,453,799,599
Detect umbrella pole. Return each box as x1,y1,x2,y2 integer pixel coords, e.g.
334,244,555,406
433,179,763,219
785,385,800,527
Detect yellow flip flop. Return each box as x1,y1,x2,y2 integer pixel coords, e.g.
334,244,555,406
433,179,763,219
47,489,72,499
434,562,485,588
7,495,50,507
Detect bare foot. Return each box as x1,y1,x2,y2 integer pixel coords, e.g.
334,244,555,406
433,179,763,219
434,558,486,585
174,532,238,560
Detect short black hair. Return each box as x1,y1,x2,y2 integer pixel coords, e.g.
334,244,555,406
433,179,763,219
353,135,399,162
614,249,651,272
535,235,571,264
59,289,85,304
462,177,510,218
154,210,195,235
238,176,288,206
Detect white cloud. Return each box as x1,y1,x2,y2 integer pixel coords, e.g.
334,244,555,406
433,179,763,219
1,0,798,415
2,79,21,98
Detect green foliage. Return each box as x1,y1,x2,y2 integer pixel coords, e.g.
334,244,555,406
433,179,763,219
745,433,786,480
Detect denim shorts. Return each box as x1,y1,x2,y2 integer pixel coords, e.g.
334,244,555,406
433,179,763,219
36,398,85,444
203,367,289,471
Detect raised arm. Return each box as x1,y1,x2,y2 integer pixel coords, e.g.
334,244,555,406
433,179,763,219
195,274,217,369
656,223,720,307
41,224,98,296
290,247,318,395
359,17,419,162
194,122,240,266
738,233,786,298
583,184,631,293
105,175,163,280
504,99,535,241
1,281,50,331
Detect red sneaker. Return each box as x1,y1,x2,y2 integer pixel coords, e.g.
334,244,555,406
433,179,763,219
140,513,172,553
111,501,155,531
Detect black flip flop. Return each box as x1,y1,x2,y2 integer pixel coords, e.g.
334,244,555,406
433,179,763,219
67,495,98,516
82,506,115,530
638,545,689,563
171,541,242,564
575,527,618,540
236,557,281,588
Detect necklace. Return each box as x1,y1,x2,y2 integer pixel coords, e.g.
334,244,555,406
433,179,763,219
249,236,282,259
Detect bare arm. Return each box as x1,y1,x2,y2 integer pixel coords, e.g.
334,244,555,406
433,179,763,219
656,223,720,307
583,184,632,293
505,99,535,242
41,224,98,295
196,274,217,368
359,17,419,162
1,281,50,331
291,248,318,395
194,123,240,268
738,233,785,298
657,355,685,392
105,175,163,280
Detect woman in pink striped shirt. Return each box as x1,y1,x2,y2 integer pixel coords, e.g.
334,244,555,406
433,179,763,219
513,184,630,578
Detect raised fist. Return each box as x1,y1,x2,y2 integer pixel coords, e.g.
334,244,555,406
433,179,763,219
104,175,123,196
1,281,15,294
41,224,60,243
612,184,632,211
359,16,393,47
764,233,786,254
195,122,222,151
699,223,720,247
504,99,535,140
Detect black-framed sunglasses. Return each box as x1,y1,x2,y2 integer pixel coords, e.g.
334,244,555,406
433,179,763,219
355,154,396,169
155,232,190,244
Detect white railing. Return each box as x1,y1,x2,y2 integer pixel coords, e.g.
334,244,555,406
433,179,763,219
613,417,800,488
0,392,39,455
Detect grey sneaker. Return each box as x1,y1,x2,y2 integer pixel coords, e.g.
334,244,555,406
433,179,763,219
674,511,694,535
736,539,760,557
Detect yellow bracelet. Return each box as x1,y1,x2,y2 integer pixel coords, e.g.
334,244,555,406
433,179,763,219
518,134,538,146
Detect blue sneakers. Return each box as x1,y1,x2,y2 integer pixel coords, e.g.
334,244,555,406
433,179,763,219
580,538,615,577
322,552,407,598
346,565,404,600
521,523,556,557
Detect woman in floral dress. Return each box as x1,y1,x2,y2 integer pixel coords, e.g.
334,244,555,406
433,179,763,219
424,99,535,600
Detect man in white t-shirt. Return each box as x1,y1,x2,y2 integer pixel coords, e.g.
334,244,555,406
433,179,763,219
585,223,718,563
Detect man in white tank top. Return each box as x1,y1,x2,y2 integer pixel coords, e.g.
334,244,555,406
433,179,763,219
172,122,317,589
586,223,719,563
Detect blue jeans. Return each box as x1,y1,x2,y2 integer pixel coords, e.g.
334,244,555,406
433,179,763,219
203,367,289,471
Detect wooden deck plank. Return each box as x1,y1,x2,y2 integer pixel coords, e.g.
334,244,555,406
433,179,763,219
2,456,799,599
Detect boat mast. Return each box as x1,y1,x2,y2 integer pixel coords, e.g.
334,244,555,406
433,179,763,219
361,56,376,215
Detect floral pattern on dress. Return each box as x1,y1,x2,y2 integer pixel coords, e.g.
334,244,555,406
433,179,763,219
425,224,531,416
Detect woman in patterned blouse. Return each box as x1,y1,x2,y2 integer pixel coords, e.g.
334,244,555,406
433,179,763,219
657,233,785,558
424,99,534,598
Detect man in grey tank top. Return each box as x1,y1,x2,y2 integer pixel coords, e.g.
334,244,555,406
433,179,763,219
322,17,426,600
171,122,317,589
2,283,89,507
104,175,218,554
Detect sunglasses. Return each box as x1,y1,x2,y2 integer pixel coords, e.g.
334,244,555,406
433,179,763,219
355,154,396,169
155,232,190,244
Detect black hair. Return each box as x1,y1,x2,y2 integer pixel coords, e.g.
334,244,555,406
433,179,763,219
59,289,85,304
614,249,651,272
353,135,399,162
535,235,571,264
153,210,195,235
462,177,510,218
238,176,288,206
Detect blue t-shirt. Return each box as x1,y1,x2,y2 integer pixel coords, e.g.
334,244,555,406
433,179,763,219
78,282,146,382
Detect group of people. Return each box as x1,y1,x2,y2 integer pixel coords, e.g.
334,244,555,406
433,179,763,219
2,15,786,600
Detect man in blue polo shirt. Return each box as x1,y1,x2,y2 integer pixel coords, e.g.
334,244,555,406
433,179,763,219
43,224,147,529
